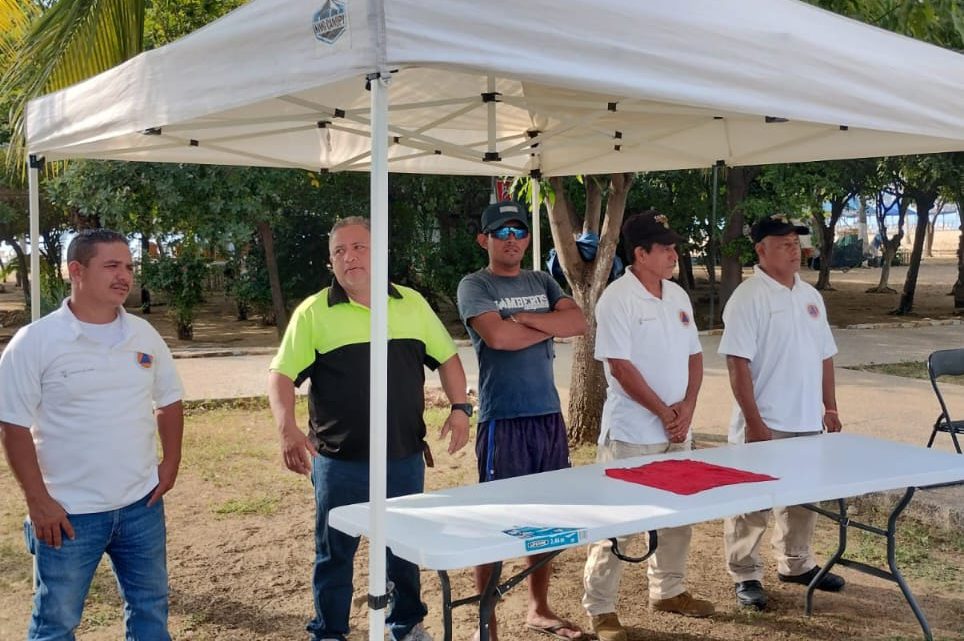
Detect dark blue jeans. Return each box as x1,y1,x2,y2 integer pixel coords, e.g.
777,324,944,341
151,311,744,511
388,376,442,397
309,452,427,641
23,492,170,641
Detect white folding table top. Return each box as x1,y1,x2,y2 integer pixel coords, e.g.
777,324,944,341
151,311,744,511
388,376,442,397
329,434,964,570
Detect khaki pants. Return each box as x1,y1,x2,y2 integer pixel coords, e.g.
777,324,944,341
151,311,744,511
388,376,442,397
582,438,693,615
724,429,820,582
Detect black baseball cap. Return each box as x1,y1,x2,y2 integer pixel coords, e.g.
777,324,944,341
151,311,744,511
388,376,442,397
751,214,809,243
622,210,683,247
480,201,530,233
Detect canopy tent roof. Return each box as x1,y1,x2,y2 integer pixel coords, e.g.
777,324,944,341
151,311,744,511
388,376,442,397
25,0,964,175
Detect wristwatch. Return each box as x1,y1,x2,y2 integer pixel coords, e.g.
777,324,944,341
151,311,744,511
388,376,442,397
451,403,474,418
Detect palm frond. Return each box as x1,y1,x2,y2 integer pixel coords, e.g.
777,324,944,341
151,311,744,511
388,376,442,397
2,0,145,171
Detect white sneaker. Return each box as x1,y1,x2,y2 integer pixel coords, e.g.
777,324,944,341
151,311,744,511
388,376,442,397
396,623,433,641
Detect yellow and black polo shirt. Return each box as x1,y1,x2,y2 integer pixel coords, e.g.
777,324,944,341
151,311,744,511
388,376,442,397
270,279,457,461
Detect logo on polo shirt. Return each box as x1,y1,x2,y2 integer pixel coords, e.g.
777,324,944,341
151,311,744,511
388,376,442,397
806,303,820,319
679,310,691,326
136,352,154,369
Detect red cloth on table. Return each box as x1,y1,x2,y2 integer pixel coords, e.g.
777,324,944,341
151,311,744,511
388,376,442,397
605,459,778,495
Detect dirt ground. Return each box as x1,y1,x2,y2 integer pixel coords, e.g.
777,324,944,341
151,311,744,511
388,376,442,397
2,404,962,641
0,253,963,641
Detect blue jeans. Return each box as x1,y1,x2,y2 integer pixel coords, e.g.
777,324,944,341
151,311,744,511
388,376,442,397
23,492,170,641
309,452,427,641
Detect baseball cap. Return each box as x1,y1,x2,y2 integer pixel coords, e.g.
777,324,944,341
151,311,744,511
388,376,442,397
622,210,683,247
480,201,530,233
750,214,809,243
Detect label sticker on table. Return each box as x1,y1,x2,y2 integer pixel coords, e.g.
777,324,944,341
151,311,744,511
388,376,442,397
502,526,587,552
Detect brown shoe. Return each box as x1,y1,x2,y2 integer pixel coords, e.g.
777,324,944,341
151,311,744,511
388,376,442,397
649,591,715,618
590,612,627,641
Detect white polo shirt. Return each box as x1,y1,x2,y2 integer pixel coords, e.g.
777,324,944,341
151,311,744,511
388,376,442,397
595,271,701,445
0,300,183,514
718,266,837,443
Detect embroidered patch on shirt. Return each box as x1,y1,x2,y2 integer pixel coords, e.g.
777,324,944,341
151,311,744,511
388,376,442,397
136,352,154,369
806,303,820,319
679,310,691,326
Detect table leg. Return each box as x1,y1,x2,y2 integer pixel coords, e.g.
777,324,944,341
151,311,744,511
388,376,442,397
804,488,933,641
478,561,503,641
435,552,564,641
438,571,454,641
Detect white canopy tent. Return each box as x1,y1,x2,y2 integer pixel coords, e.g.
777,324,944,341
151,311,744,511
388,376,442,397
24,0,964,638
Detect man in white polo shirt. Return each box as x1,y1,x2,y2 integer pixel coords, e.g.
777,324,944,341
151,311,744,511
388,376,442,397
0,229,184,640
582,211,714,641
718,215,844,611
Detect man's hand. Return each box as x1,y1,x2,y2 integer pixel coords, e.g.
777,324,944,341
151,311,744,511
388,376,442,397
28,494,74,548
659,406,687,444
281,425,317,475
745,418,772,443
666,400,695,443
440,410,471,454
148,457,180,506
823,410,843,433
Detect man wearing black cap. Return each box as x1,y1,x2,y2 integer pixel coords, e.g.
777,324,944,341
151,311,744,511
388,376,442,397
717,214,844,610
581,211,714,641
457,200,588,641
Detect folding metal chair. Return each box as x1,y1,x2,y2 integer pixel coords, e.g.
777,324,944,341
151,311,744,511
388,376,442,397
926,348,964,453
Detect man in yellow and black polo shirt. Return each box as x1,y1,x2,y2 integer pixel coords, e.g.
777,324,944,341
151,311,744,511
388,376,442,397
267,216,471,641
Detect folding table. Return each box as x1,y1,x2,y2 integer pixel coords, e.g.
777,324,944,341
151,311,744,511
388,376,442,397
330,433,964,641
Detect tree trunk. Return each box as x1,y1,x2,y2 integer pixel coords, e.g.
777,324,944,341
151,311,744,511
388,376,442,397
894,191,937,315
583,178,603,235
720,166,760,308
257,220,289,335
816,223,835,290
548,173,634,446
176,319,193,340
869,245,898,293
6,239,30,305
678,251,695,292
814,199,846,291
925,200,943,259
953,207,963,311
566,313,606,444
140,233,152,313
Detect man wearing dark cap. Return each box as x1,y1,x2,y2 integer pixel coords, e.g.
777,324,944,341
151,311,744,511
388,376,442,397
717,214,844,610
581,211,714,641
457,200,587,641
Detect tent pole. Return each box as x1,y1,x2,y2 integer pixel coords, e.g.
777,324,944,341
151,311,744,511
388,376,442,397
28,154,42,321
486,75,496,159
531,178,541,271
368,72,390,641
707,160,722,329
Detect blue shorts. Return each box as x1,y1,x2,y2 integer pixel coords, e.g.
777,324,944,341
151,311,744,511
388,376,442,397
476,413,571,482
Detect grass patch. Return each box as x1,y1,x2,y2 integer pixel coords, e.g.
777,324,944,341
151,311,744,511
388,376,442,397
844,360,964,385
212,496,280,516
0,540,31,589
183,396,271,415
815,505,964,590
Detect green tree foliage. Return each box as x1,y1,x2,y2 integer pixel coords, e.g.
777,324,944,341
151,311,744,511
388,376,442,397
144,0,246,49
1,0,145,169
630,170,714,290
763,159,876,290
142,246,208,339
2,0,244,169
